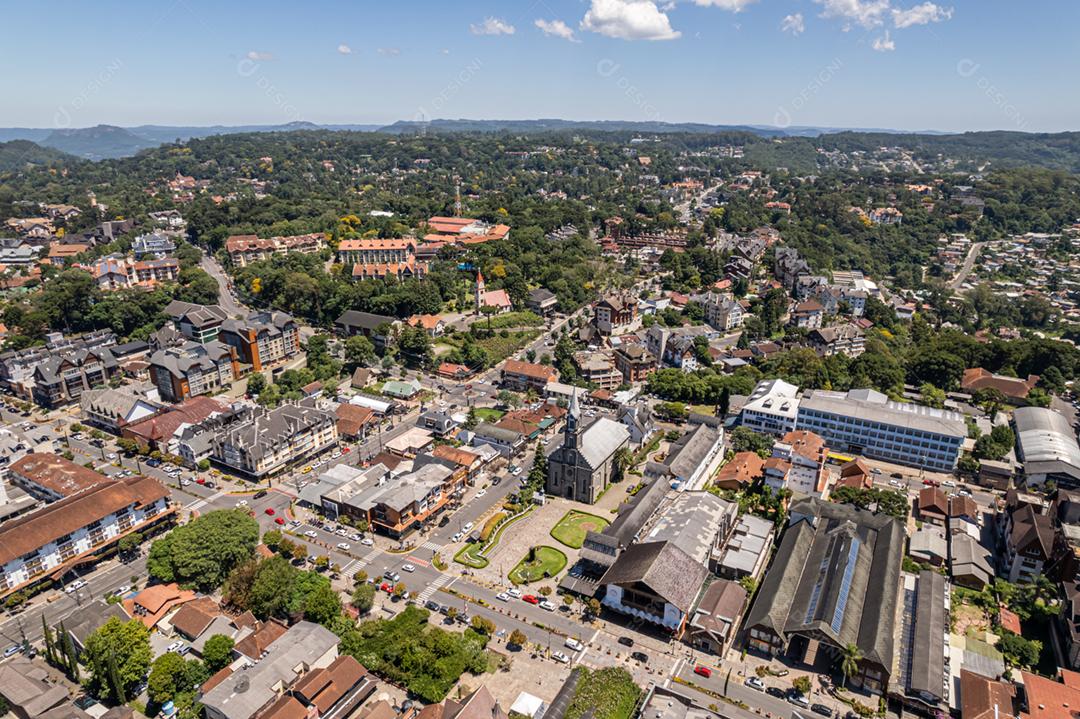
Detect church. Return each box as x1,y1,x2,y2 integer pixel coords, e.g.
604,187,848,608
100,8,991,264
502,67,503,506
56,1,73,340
546,391,631,504
474,271,512,314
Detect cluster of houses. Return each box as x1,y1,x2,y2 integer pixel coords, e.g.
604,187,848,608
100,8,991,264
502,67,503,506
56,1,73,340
968,229,1080,323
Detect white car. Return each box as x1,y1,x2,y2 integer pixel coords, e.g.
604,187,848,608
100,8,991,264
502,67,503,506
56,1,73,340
564,638,584,652
106,453,117,460
476,489,486,498
360,537,374,546
551,651,570,664
540,600,557,612
507,588,522,598
332,451,342,459
452,532,464,542
509,466,523,477
305,530,318,538
166,641,184,653
180,479,191,486
350,533,362,542
337,542,351,551
462,522,474,532
745,677,765,691
495,592,510,602
336,528,349,536
942,480,957,488
65,579,87,593
236,499,248,507
402,563,416,573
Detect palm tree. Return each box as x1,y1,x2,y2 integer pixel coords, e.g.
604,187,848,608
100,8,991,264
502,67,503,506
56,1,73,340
840,643,863,688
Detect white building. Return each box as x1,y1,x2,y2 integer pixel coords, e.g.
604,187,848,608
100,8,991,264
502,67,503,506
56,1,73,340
739,379,800,437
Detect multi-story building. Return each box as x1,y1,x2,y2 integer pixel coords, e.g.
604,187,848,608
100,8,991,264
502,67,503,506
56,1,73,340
739,379,801,437
701,292,745,332
164,300,229,344
797,388,966,471
131,233,177,259
327,462,464,538
500,359,557,393
763,430,829,497
423,216,510,245
9,453,112,502
1013,407,1080,487
0,330,117,397
149,341,238,402
80,387,162,434
613,344,656,383
593,294,638,335
573,352,622,390
0,475,173,600
211,403,338,479
225,232,326,267
218,311,300,371
30,346,120,409
82,256,180,290
644,415,725,492
809,324,866,358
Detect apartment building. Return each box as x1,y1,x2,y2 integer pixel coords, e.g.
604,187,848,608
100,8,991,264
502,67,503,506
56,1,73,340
218,311,300,371
164,300,229,344
131,232,177,258
225,232,326,267
31,346,120,409
613,344,656,383
0,475,173,600
797,388,966,471
9,454,112,502
0,330,116,395
149,341,238,402
809,323,866,358
211,403,338,479
701,292,745,332
83,256,180,290
763,430,830,497
593,294,638,335
500,359,557,393
739,379,801,437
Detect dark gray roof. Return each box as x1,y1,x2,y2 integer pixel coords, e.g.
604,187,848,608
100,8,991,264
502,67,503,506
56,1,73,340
744,497,903,671
908,570,946,699
655,423,722,480
599,540,708,613
164,300,228,327
604,475,669,548
335,310,396,332
528,288,557,303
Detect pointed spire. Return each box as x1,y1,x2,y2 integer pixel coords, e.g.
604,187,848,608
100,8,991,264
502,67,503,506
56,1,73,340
569,387,581,420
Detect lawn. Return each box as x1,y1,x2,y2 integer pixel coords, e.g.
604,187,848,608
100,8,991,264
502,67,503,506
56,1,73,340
550,510,611,549
565,667,641,719
473,407,505,423
508,545,567,585
455,542,489,569
483,311,545,329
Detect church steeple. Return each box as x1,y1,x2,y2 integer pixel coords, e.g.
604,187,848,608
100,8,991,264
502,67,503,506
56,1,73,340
475,270,485,311
564,388,582,448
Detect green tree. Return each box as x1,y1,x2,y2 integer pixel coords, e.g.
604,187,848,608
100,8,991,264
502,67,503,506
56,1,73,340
246,372,268,396
84,618,152,704
352,582,376,614
470,616,496,636
148,509,259,590
345,335,377,369
117,532,143,557
508,629,527,648
730,427,774,458
840,642,863,688
201,634,235,674
793,676,812,695
147,651,188,704
919,382,946,409
998,630,1042,668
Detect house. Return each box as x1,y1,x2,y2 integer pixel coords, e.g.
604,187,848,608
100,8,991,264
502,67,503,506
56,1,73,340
124,583,197,629
131,233,176,259
961,368,1039,403
762,430,828,497
835,458,873,490
950,534,994,590
209,404,338,479
714,451,765,490
334,311,399,352
500,359,557,393
687,580,748,655
471,422,525,458
122,395,226,452
744,497,903,693
382,379,421,400
918,487,949,525
716,513,774,581
80,387,162,434
419,410,459,437
809,323,866,358
959,670,1017,719
384,427,434,457
407,314,445,337
1003,503,1056,582
414,686,509,719
163,300,229,344
526,288,558,316
30,345,123,409
645,416,725,493
617,401,656,447
335,404,378,440
546,392,630,503
429,444,484,479
909,526,948,566
0,657,75,719
436,362,471,380
701,292,745,332
791,299,824,329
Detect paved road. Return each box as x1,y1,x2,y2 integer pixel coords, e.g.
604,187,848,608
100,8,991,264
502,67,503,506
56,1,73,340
200,255,248,316
948,241,985,291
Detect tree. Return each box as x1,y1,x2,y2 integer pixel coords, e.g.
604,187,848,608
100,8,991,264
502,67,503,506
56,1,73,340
84,618,152,704
392,582,407,599
60,622,79,681
202,634,235,673
998,630,1042,668
352,582,376,614
972,387,1008,417
470,616,496,636
586,598,601,617
148,509,259,590
840,642,863,688
197,459,211,471
247,372,268,396
345,335,377,369
729,427,774,458
793,676,812,695
147,651,188,704
117,532,143,557
247,556,298,619
302,583,343,626
508,629,527,648
919,382,946,409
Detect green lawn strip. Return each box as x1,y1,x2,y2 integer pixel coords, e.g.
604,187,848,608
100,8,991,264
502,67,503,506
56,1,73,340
508,545,567,585
473,407,506,422
550,510,611,549
453,506,535,569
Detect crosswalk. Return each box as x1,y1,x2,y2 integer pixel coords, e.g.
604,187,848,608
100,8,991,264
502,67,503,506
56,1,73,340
418,541,442,553
343,548,384,580
183,491,222,513
417,573,452,603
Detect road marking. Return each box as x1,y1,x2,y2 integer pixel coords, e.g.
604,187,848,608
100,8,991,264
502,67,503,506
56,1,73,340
665,657,685,688
405,556,430,568
419,541,442,552
417,573,451,603
340,559,359,575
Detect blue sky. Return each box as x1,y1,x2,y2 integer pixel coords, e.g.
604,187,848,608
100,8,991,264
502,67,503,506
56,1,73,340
2,0,1076,132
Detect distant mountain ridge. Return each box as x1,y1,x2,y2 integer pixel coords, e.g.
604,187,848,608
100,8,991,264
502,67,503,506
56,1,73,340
0,118,951,161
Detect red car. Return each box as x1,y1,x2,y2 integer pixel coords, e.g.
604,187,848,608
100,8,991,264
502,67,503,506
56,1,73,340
693,665,712,678
522,595,539,605
264,508,275,516
274,517,285,525
341,446,350,454
196,478,206,485
380,582,393,594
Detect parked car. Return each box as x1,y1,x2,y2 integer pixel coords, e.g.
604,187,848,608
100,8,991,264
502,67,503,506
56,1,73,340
476,489,486,497
507,588,522,599
254,490,268,499
539,599,557,612
551,651,570,664
462,522,474,532
264,508,275,515
617,636,634,647
564,637,584,652
745,677,765,691
337,542,351,550
274,517,285,525
452,532,464,542
4,644,22,658
811,704,834,718
766,687,786,699
383,570,401,583
305,530,318,538
630,651,649,663
788,692,810,709
425,600,441,611
360,537,374,546
522,595,539,605
495,592,510,602
694,665,712,678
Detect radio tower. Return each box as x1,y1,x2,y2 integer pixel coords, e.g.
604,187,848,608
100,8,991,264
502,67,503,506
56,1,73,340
454,178,462,217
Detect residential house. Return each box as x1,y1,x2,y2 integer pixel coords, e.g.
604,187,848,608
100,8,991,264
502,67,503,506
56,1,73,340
407,314,445,337
918,487,949,525
762,430,829,497
687,580,748,655
593,294,638,335
335,404,378,440
80,387,162,434
1003,503,1057,583
334,311,399,352
419,410,459,438
617,401,656,447
526,288,558,316
702,292,745,332
471,422,525,458
714,451,765,491
164,300,229,344
809,324,866,358
791,299,824,329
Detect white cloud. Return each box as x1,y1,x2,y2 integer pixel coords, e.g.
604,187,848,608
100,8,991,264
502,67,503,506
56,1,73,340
581,0,681,41
690,0,758,10
440,48,451,55
780,13,805,35
470,17,516,36
872,30,896,51
337,44,352,55
246,50,274,61
377,47,401,56
535,18,579,42
892,2,953,28
813,0,891,29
